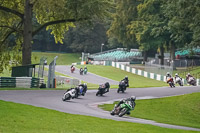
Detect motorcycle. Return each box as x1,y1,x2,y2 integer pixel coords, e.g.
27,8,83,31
96,84,109,96
80,69,83,75
117,80,126,93
76,86,87,97
71,67,75,73
62,88,77,101
175,77,183,86
187,77,196,86
167,77,175,88
84,68,87,74
110,101,134,117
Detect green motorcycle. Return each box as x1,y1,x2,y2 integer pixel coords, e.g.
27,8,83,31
84,68,88,74
110,101,134,117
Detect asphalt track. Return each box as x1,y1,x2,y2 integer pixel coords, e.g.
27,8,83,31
1,65,200,131
55,65,119,85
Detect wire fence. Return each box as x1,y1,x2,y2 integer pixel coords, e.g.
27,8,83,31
144,62,173,76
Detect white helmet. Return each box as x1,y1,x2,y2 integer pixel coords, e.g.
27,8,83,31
175,73,178,76
131,96,136,101
166,72,170,75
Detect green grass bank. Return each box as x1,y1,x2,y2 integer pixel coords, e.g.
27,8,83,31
0,100,198,133
99,92,200,128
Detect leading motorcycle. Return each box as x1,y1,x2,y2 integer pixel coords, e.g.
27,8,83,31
110,101,134,117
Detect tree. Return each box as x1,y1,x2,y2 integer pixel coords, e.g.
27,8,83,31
64,21,108,53
107,0,141,49
0,0,113,72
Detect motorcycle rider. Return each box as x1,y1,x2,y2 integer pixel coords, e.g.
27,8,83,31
104,82,110,92
186,73,195,84
80,67,83,75
100,82,110,92
84,66,88,71
174,73,181,80
123,76,129,87
78,83,88,95
116,96,136,115
166,72,172,82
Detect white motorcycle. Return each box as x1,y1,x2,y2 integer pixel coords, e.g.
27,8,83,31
175,77,183,86
62,88,76,101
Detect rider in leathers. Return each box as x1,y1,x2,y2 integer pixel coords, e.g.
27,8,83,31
116,96,136,115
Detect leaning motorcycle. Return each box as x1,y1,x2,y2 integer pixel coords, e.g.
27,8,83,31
167,77,175,88
96,84,109,96
117,80,126,93
110,101,134,117
187,77,196,86
62,88,76,101
175,77,183,86
76,86,87,97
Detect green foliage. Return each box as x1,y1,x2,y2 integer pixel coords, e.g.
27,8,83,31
107,0,140,49
99,92,200,128
0,0,114,72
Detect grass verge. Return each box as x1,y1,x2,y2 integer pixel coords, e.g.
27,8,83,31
0,100,198,133
99,92,200,129
32,52,81,65
76,65,167,88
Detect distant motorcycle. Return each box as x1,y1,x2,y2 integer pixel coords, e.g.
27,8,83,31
84,68,88,75
71,67,75,73
96,84,109,96
187,77,196,86
167,77,175,88
62,88,76,101
175,77,183,86
117,80,126,93
110,101,134,117
80,69,84,75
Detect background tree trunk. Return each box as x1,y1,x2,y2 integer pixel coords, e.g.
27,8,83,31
22,0,32,65
170,41,175,61
143,50,147,64
160,45,164,65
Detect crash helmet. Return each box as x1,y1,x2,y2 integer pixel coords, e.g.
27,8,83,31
125,76,128,79
187,73,191,76
175,73,178,76
85,66,87,69
166,72,170,76
83,83,87,86
131,96,136,101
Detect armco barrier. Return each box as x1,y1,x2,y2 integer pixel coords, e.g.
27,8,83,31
0,77,44,88
111,62,200,86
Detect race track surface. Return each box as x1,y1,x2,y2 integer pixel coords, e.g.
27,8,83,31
54,65,119,85
0,86,200,131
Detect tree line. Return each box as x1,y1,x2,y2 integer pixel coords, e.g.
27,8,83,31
0,0,200,73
